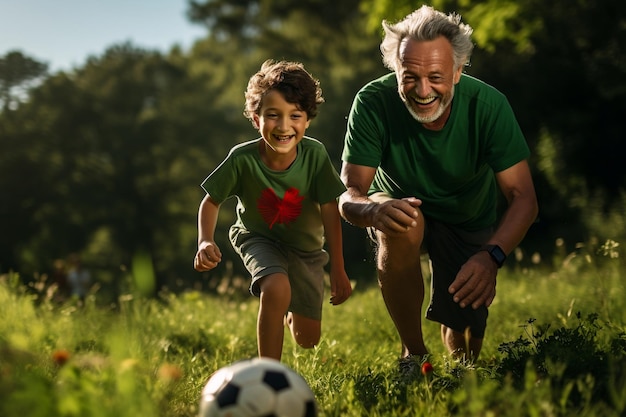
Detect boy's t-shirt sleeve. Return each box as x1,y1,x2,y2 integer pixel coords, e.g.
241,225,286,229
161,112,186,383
310,145,346,205
200,150,239,203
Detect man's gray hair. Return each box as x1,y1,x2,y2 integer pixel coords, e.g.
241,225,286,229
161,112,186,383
380,5,474,71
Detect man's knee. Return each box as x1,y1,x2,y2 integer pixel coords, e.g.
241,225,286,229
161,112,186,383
377,214,425,250
376,227,425,271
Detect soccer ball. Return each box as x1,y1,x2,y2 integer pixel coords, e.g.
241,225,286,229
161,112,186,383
199,358,318,417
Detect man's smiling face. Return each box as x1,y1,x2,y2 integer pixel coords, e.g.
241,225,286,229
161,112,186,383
397,36,463,129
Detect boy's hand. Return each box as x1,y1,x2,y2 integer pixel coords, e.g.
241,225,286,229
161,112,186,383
194,241,222,272
329,270,353,305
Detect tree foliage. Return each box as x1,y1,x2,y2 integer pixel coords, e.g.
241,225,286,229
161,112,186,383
360,0,540,53
0,43,229,288
0,50,48,110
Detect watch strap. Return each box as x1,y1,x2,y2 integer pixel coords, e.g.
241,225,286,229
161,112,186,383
480,244,506,268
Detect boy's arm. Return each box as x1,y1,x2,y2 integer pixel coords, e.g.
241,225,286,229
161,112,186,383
320,200,352,305
194,194,223,272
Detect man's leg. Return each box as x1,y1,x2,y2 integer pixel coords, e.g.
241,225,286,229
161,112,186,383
441,325,483,360
375,218,428,358
424,220,492,361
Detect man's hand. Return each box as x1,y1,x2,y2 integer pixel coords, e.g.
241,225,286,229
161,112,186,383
194,241,222,272
448,251,497,309
370,196,422,235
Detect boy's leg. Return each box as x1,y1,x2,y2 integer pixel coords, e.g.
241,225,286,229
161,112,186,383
257,273,291,360
282,245,326,350
285,312,321,349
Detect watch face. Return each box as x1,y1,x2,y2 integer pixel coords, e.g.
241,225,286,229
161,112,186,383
489,245,506,267
480,244,506,267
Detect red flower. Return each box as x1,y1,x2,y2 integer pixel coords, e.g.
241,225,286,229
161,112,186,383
257,187,304,229
421,361,434,375
158,363,183,383
52,349,71,366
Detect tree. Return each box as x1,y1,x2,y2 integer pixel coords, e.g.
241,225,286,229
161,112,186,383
469,0,626,246
0,38,270,289
359,0,540,53
187,0,363,41
0,50,48,111
0,46,176,281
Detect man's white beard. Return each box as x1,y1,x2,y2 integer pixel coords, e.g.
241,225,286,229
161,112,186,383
401,85,454,124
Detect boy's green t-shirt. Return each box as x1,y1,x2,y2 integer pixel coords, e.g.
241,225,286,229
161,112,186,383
202,137,346,252
342,73,530,230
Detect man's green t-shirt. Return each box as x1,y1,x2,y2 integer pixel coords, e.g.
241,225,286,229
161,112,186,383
342,73,530,230
202,137,346,252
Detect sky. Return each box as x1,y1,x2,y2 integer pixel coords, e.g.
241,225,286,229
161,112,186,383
0,0,207,72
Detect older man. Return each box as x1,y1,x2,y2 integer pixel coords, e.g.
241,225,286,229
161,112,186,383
339,5,538,374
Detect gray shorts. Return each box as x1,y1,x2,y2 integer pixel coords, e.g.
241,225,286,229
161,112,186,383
229,228,329,321
369,219,493,338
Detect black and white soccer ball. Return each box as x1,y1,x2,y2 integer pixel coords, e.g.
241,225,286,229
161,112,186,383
199,358,318,417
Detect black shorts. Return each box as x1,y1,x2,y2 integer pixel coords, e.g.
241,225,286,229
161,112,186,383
423,219,493,338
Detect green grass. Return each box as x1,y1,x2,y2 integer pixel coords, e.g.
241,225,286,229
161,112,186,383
1,238,625,416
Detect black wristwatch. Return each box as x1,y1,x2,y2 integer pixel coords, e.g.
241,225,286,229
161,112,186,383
480,244,507,268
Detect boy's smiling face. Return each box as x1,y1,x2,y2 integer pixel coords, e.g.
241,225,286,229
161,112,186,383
253,89,310,167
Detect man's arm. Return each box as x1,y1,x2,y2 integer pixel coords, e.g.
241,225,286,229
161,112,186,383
338,162,378,227
487,159,539,254
338,162,421,234
449,159,538,309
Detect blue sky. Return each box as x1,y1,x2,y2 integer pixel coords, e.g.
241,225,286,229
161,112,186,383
0,0,207,72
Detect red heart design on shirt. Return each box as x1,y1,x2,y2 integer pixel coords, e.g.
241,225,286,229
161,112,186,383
257,187,304,229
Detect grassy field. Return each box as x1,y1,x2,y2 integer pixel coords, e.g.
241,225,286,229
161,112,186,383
1,238,625,416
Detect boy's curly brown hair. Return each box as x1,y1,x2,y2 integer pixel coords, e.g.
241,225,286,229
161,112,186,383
244,60,324,125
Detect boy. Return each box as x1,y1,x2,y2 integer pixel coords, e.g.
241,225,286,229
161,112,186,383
194,60,353,360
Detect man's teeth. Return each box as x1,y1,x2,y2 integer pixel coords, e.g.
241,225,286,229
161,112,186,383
413,96,437,105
